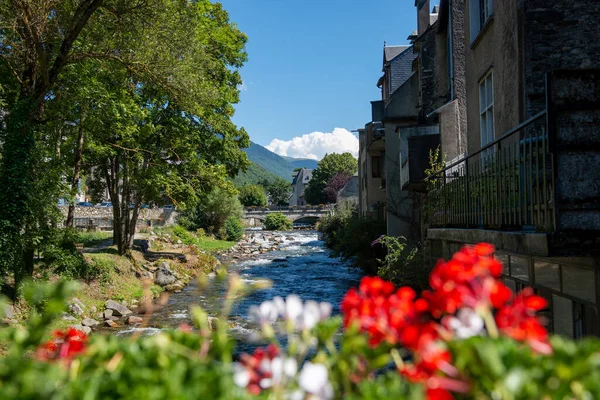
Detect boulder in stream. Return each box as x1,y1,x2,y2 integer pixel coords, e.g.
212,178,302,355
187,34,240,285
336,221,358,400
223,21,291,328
154,263,177,286
105,300,132,317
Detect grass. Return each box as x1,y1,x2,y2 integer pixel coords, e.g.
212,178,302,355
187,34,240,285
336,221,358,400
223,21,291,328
77,231,113,247
10,224,226,331
156,225,236,253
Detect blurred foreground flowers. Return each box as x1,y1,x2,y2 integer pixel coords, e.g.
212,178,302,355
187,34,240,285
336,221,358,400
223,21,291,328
1,244,599,399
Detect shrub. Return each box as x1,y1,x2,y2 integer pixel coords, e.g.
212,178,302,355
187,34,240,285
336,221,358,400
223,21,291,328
373,235,428,291
238,184,267,207
264,212,293,231
223,217,245,241
42,229,101,282
317,201,386,272
178,188,243,235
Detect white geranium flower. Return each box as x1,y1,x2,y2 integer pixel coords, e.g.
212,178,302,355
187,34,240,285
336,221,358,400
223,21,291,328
445,308,485,339
301,301,322,330
249,300,279,324
273,296,286,316
298,362,333,399
319,302,332,320
232,362,250,388
285,294,304,321
259,356,298,388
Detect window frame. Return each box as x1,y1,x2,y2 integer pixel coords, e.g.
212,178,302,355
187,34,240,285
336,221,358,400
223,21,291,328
470,0,494,43
479,70,495,155
371,155,382,179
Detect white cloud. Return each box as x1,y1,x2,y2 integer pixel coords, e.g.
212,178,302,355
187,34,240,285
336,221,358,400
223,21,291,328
266,128,358,161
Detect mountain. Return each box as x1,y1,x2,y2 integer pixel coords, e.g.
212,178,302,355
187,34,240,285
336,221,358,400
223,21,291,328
282,157,319,170
233,142,319,186
231,162,280,187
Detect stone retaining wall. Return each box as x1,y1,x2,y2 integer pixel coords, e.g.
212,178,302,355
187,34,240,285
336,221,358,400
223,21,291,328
59,206,165,220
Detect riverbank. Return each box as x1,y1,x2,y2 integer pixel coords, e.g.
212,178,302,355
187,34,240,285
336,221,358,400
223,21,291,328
3,226,234,334
117,229,363,348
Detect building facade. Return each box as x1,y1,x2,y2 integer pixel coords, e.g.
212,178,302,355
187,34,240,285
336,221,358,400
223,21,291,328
289,168,313,207
425,0,600,338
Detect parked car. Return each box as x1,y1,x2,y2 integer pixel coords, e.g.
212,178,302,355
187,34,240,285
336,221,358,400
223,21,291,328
77,201,94,207
96,202,112,208
162,205,174,210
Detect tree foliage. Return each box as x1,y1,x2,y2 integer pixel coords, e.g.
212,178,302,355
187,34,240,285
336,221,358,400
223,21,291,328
238,184,267,207
323,172,352,204
0,0,250,285
178,188,243,236
267,178,291,206
304,153,357,205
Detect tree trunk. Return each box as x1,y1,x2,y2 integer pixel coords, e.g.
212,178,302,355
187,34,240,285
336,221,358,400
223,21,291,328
66,113,87,228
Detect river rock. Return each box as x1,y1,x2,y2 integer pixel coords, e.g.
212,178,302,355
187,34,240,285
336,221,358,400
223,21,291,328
4,304,15,319
127,316,143,325
105,316,119,321
272,258,288,263
208,317,219,331
155,266,176,287
165,282,184,292
69,303,85,316
104,320,118,328
82,318,100,327
103,309,114,319
70,298,86,311
105,300,132,317
90,306,97,314
61,312,77,321
70,325,92,335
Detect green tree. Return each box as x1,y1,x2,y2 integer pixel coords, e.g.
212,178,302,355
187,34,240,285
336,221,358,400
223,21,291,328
223,216,245,241
0,0,251,273
267,178,292,206
239,184,267,207
304,153,357,205
178,188,243,235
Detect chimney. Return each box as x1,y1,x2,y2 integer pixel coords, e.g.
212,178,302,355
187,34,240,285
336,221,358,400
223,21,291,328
417,0,431,36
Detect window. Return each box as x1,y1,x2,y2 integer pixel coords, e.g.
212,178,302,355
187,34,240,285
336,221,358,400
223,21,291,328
470,0,494,42
479,0,493,28
479,70,494,159
372,156,382,178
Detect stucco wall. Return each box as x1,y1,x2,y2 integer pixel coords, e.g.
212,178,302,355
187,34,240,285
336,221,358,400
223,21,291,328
464,0,520,154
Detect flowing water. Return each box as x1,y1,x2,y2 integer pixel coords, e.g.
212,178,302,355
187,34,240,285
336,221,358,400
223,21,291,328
116,230,363,351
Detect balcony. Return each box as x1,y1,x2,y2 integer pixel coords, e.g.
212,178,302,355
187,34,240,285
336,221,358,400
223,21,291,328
427,111,555,232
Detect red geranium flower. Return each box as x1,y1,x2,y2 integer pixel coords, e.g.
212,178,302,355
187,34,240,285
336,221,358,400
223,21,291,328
37,328,88,362
495,288,552,354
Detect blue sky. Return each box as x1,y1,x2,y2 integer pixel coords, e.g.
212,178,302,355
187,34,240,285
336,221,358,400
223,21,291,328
219,0,416,159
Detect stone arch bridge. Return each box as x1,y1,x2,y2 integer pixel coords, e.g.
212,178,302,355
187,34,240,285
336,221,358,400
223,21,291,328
242,206,332,227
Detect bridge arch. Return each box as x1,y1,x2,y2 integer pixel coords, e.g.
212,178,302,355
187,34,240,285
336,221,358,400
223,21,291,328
241,206,331,227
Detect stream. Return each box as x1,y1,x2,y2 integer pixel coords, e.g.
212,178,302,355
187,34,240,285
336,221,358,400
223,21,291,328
116,230,363,351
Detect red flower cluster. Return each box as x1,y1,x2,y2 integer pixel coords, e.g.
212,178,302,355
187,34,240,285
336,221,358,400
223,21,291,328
236,344,279,395
37,328,88,362
422,243,511,318
341,243,551,399
496,288,551,354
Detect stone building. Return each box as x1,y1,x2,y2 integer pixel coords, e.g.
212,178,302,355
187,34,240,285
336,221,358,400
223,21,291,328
336,174,359,205
426,0,600,338
289,168,312,207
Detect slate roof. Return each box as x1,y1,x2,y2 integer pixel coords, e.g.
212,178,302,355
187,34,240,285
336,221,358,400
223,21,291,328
384,45,417,95
384,45,411,63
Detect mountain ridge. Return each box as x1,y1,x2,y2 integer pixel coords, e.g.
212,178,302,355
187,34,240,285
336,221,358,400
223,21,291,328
232,142,319,186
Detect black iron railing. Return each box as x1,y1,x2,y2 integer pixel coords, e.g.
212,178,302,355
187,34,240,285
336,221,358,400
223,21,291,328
428,111,555,231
